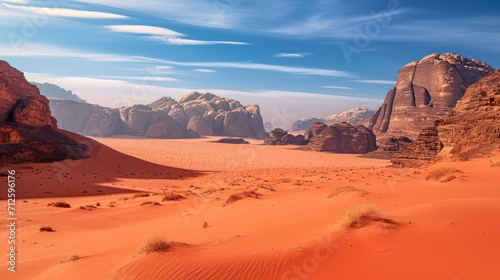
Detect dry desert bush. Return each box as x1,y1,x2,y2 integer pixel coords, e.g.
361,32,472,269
132,193,150,199
139,201,162,206
140,235,187,255
223,190,261,206
162,192,184,201
39,226,54,232
426,166,460,182
60,254,83,264
47,201,71,208
328,186,368,198
339,204,396,229
490,159,500,167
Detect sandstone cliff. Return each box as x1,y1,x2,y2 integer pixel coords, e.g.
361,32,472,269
369,53,493,140
0,60,88,165
49,92,266,139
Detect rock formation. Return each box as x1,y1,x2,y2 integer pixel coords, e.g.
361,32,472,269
49,91,266,139
391,127,443,167
368,53,493,140
290,118,324,131
0,60,88,165
324,107,375,126
32,82,85,102
215,138,250,144
305,122,377,154
263,128,306,145
436,69,500,159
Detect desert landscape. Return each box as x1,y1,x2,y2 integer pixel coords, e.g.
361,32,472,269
1,1,500,279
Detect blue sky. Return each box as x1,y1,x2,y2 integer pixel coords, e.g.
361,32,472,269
1,0,499,128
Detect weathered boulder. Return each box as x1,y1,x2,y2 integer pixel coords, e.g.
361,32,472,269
368,53,493,140
307,122,377,154
264,128,288,145
304,122,328,142
391,127,443,167
187,115,213,136
119,105,152,136
83,109,120,137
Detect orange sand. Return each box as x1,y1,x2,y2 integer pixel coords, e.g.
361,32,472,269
1,133,499,279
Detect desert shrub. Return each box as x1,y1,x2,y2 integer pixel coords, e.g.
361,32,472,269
223,190,261,206
426,167,460,182
60,254,83,264
139,201,161,206
39,226,54,232
140,236,186,254
328,186,368,198
490,160,500,167
48,202,71,208
162,192,184,201
339,204,396,229
132,193,150,199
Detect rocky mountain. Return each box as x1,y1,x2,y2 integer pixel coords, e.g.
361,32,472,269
32,82,85,102
368,53,493,140
436,69,500,159
50,91,266,139
290,118,324,131
0,60,88,165
324,107,375,126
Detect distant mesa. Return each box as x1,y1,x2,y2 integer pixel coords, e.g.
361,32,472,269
50,91,266,139
368,52,494,141
289,107,375,132
0,60,88,165
31,82,86,103
265,121,376,154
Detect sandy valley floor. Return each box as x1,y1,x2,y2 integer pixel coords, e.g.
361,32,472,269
1,133,500,279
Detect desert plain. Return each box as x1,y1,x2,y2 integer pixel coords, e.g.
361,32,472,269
1,131,499,280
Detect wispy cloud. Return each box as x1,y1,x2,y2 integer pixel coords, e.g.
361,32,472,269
95,76,178,82
193,69,216,73
2,3,127,19
106,24,248,46
273,52,311,58
356,80,396,85
0,43,353,78
320,86,353,90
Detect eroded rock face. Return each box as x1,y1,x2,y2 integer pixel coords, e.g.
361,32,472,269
391,127,443,167
324,107,375,126
436,70,500,159
290,118,324,131
306,122,377,154
49,92,265,139
263,128,306,145
0,60,88,165
368,53,493,140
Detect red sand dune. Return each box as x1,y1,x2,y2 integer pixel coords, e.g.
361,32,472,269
1,135,499,279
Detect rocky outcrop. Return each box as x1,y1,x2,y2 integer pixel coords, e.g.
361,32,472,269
324,107,375,126
31,82,85,102
368,53,493,140
436,70,500,159
215,138,250,144
290,118,324,131
0,60,88,165
264,128,306,145
306,122,377,154
378,136,413,153
391,127,443,167
49,91,266,139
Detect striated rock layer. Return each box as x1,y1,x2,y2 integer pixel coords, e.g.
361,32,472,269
50,92,266,139
305,122,376,154
436,70,500,159
369,53,493,140
391,127,443,167
0,60,88,165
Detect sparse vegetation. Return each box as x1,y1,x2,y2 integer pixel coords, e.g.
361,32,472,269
139,201,162,206
328,186,368,198
426,166,460,182
339,204,396,229
223,190,261,206
132,193,150,199
140,235,187,254
47,202,71,208
60,254,84,264
490,160,500,167
39,226,54,232
162,192,184,201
